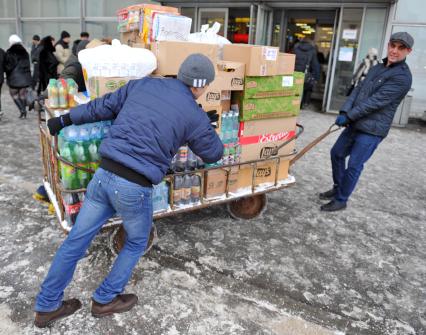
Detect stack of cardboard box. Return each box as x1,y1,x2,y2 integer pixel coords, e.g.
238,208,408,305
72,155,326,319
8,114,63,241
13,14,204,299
222,44,303,192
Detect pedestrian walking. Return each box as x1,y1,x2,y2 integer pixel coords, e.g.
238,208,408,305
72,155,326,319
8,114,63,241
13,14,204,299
4,34,32,119
319,32,413,211
346,48,380,96
34,54,223,328
55,30,71,74
0,47,5,118
31,34,42,94
72,32,90,56
38,36,59,92
294,37,320,108
61,40,89,92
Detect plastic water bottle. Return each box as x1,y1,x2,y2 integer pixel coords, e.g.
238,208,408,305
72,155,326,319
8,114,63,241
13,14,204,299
187,148,197,171
222,144,229,165
47,79,59,108
191,174,201,204
173,175,183,207
221,112,229,144
161,182,169,211
101,121,111,138
182,174,192,205
232,110,239,143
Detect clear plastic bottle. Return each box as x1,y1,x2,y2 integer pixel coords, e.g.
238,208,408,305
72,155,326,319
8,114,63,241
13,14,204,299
232,110,240,143
191,174,201,204
182,174,192,205
60,143,79,190
58,79,68,109
47,79,59,108
67,79,78,108
221,144,229,166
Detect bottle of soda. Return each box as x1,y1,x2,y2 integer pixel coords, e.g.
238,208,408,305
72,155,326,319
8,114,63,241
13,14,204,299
58,79,68,109
62,192,82,225
47,79,59,108
191,174,201,204
182,174,192,205
60,143,79,190
173,175,183,207
67,79,78,108
175,146,188,172
73,134,90,189
187,148,197,171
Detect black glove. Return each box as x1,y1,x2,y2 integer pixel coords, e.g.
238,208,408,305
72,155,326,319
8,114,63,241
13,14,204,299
206,110,219,128
47,113,72,136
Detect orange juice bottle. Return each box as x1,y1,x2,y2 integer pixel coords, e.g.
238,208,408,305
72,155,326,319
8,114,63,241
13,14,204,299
67,79,78,107
48,79,59,108
58,79,68,109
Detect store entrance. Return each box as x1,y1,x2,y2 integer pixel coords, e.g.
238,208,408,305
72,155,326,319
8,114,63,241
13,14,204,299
283,10,337,111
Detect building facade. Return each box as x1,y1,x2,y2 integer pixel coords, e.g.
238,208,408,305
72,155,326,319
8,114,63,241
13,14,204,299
1,0,424,117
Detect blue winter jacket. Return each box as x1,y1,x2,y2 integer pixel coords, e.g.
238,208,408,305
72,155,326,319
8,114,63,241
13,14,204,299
70,77,224,184
341,58,412,138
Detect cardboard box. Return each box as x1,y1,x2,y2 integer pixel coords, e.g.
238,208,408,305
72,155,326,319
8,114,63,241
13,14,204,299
151,41,219,76
214,61,245,90
237,160,290,191
223,44,279,76
244,72,304,99
277,53,296,75
233,93,301,121
239,117,297,162
87,77,134,99
204,167,239,199
120,31,144,47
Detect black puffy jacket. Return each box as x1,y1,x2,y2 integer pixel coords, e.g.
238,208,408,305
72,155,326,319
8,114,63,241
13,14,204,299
0,48,5,85
294,41,320,81
4,44,32,88
341,58,412,138
39,36,59,91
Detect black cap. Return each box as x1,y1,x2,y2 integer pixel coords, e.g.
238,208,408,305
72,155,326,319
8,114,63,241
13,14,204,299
32,34,40,41
390,32,414,49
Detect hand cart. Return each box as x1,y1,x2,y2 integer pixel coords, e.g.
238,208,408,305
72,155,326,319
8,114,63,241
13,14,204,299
36,98,340,254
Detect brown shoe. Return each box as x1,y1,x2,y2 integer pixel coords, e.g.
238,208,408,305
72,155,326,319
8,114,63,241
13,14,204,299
91,294,138,318
34,298,82,328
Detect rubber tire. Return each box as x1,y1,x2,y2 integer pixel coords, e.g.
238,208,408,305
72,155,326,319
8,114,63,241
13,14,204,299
227,194,267,220
110,224,157,255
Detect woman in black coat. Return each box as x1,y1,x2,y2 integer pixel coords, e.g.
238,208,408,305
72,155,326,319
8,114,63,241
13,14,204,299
38,36,59,92
4,35,32,118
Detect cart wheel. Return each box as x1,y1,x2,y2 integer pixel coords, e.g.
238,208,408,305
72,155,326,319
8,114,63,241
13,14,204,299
227,194,267,220
110,224,158,255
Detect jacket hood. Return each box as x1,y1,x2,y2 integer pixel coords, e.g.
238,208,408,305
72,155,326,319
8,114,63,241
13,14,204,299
7,43,28,56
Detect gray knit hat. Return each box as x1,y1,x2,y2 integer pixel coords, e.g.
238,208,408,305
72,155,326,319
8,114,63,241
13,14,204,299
177,53,215,88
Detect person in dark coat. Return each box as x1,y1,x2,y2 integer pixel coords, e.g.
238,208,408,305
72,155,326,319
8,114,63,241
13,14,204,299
34,54,223,328
60,39,89,92
0,47,5,117
4,34,32,118
31,34,42,94
319,32,413,212
38,36,59,92
294,37,320,108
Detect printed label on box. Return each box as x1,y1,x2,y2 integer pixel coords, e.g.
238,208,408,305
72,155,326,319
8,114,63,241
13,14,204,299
239,130,296,145
206,91,221,103
263,47,278,61
231,78,244,88
282,76,294,87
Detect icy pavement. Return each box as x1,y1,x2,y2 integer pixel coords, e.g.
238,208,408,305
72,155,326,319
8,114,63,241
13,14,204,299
0,92,425,335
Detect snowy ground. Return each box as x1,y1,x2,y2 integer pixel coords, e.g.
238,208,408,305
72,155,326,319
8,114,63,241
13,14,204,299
0,91,425,335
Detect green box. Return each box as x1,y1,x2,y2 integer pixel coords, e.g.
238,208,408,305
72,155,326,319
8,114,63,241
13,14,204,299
244,72,305,99
234,92,301,121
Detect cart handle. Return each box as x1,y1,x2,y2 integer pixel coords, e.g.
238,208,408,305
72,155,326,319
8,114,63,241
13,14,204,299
290,123,341,166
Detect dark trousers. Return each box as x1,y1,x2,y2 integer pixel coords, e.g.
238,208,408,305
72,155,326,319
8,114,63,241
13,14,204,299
0,83,2,111
330,126,382,203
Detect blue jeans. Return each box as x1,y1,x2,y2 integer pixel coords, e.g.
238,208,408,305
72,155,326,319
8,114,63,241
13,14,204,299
35,168,153,312
330,126,382,203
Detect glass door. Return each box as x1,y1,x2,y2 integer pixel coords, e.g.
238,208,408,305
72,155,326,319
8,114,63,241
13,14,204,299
198,8,229,37
254,4,273,45
327,8,363,111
